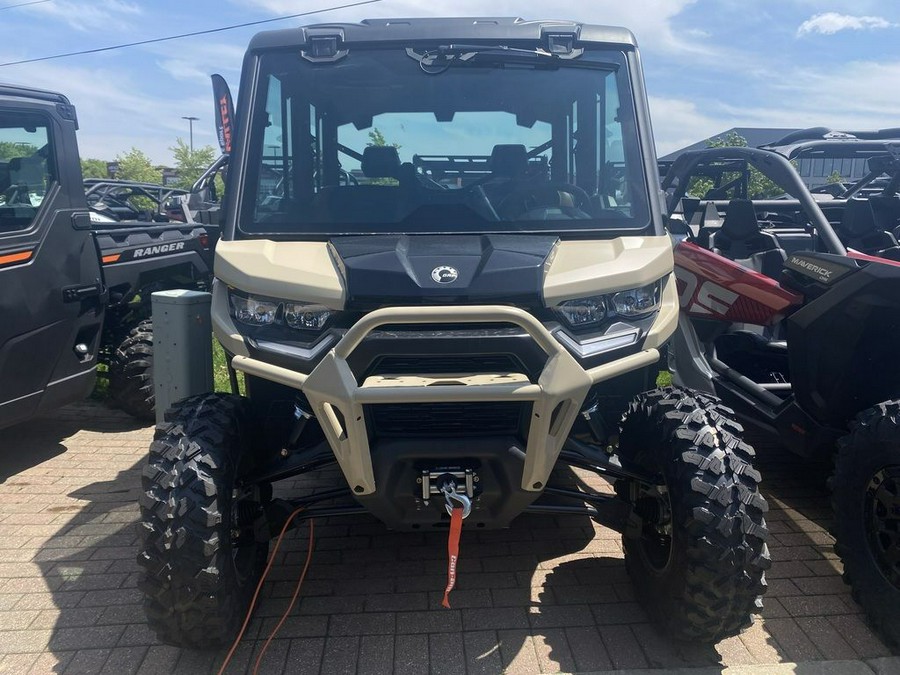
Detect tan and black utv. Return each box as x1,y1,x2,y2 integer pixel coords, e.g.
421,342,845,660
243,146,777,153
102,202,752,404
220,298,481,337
137,17,770,648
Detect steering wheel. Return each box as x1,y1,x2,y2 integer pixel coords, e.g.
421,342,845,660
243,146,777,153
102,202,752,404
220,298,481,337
1,183,31,206
497,182,593,220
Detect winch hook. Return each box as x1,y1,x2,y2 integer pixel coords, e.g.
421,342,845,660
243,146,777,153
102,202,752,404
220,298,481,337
440,480,472,519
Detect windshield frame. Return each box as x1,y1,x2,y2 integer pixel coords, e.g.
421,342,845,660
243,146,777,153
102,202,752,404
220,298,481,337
229,41,661,240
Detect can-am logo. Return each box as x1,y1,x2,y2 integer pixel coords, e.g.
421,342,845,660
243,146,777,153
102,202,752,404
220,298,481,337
431,265,459,284
133,242,186,258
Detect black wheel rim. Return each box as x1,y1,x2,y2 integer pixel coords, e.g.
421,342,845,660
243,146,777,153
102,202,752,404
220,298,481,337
635,483,674,572
865,466,900,591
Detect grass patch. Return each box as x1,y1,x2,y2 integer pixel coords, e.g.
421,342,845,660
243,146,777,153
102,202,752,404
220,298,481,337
91,336,242,402
213,337,245,395
656,370,673,387
90,363,110,401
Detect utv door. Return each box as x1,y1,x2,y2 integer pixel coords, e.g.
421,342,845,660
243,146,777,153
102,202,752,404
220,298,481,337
0,100,104,429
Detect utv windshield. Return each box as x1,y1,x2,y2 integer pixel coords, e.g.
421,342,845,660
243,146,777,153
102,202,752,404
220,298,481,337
240,46,651,236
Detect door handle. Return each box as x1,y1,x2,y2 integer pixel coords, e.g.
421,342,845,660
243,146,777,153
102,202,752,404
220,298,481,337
63,283,106,303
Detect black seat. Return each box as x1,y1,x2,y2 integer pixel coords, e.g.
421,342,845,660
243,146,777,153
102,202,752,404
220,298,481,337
361,146,401,180
0,161,10,195
835,198,899,253
868,195,900,242
311,147,405,222
489,144,528,179
696,201,723,249
712,198,786,278
482,144,531,209
680,197,702,228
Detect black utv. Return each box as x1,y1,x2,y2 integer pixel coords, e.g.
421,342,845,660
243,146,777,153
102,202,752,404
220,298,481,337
136,17,770,648
0,84,215,427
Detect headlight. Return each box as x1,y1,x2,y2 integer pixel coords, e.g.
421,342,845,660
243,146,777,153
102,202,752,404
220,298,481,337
283,302,331,330
554,296,606,328
228,291,331,331
611,283,660,318
553,281,661,329
228,294,279,326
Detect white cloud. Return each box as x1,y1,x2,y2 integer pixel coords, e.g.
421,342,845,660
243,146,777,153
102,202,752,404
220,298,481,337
24,0,141,32
0,56,214,163
704,60,900,135
797,12,894,37
153,42,245,84
649,96,728,157
651,57,900,156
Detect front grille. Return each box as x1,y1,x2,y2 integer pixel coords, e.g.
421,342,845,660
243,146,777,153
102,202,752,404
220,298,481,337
368,354,524,376
369,401,529,437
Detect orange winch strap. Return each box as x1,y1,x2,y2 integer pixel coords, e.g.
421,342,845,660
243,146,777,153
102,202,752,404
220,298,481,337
441,507,463,608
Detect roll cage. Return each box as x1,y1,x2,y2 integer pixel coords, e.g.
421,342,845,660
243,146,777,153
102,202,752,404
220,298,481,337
661,146,846,255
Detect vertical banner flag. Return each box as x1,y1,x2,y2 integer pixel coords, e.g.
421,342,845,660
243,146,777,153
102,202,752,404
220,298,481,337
211,74,234,154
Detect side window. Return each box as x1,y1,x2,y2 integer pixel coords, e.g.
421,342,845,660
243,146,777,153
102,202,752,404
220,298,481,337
254,75,293,216
598,72,632,211
0,114,54,233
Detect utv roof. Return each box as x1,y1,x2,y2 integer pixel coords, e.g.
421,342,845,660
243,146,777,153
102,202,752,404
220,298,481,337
0,82,70,105
247,17,638,51
768,127,900,146
764,127,900,159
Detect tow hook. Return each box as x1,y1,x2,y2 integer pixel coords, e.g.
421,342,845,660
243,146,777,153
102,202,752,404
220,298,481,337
441,480,472,519
419,468,477,513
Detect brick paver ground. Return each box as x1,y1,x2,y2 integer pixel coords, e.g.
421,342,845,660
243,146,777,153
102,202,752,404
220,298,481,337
0,400,897,674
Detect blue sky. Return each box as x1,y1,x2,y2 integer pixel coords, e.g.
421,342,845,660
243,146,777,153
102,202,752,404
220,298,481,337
2,0,899,164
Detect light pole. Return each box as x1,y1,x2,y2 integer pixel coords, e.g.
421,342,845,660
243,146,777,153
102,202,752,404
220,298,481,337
181,116,199,153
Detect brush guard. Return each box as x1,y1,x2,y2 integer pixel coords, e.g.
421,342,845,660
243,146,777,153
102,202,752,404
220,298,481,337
232,304,661,497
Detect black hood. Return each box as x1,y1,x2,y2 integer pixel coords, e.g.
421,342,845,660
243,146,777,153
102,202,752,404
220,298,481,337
330,234,558,311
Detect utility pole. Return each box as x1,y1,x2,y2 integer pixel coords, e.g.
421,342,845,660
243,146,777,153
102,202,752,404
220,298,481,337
181,116,199,153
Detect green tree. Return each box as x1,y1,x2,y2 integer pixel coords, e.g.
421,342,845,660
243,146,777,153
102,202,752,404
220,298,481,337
367,127,399,149
687,131,783,199
80,158,108,179
169,138,217,190
0,141,37,161
115,147,162,184
826,170,845,185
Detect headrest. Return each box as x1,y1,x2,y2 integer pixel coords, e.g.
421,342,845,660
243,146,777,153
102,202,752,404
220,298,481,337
679,197,701,224
361,146,400,179
840,198,877,238
490,144,528,178
701,201,722,228
721,199,759,240
8,156,44,186
868,195,900,231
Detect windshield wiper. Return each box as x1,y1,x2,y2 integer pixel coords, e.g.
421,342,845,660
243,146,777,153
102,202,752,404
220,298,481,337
406,44,561,74
406,44,607,75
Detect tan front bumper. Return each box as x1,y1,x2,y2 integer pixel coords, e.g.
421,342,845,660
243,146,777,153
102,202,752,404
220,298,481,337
231,304,663,497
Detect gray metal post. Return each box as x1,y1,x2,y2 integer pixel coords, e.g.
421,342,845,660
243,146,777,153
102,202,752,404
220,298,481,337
152,290,214,426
